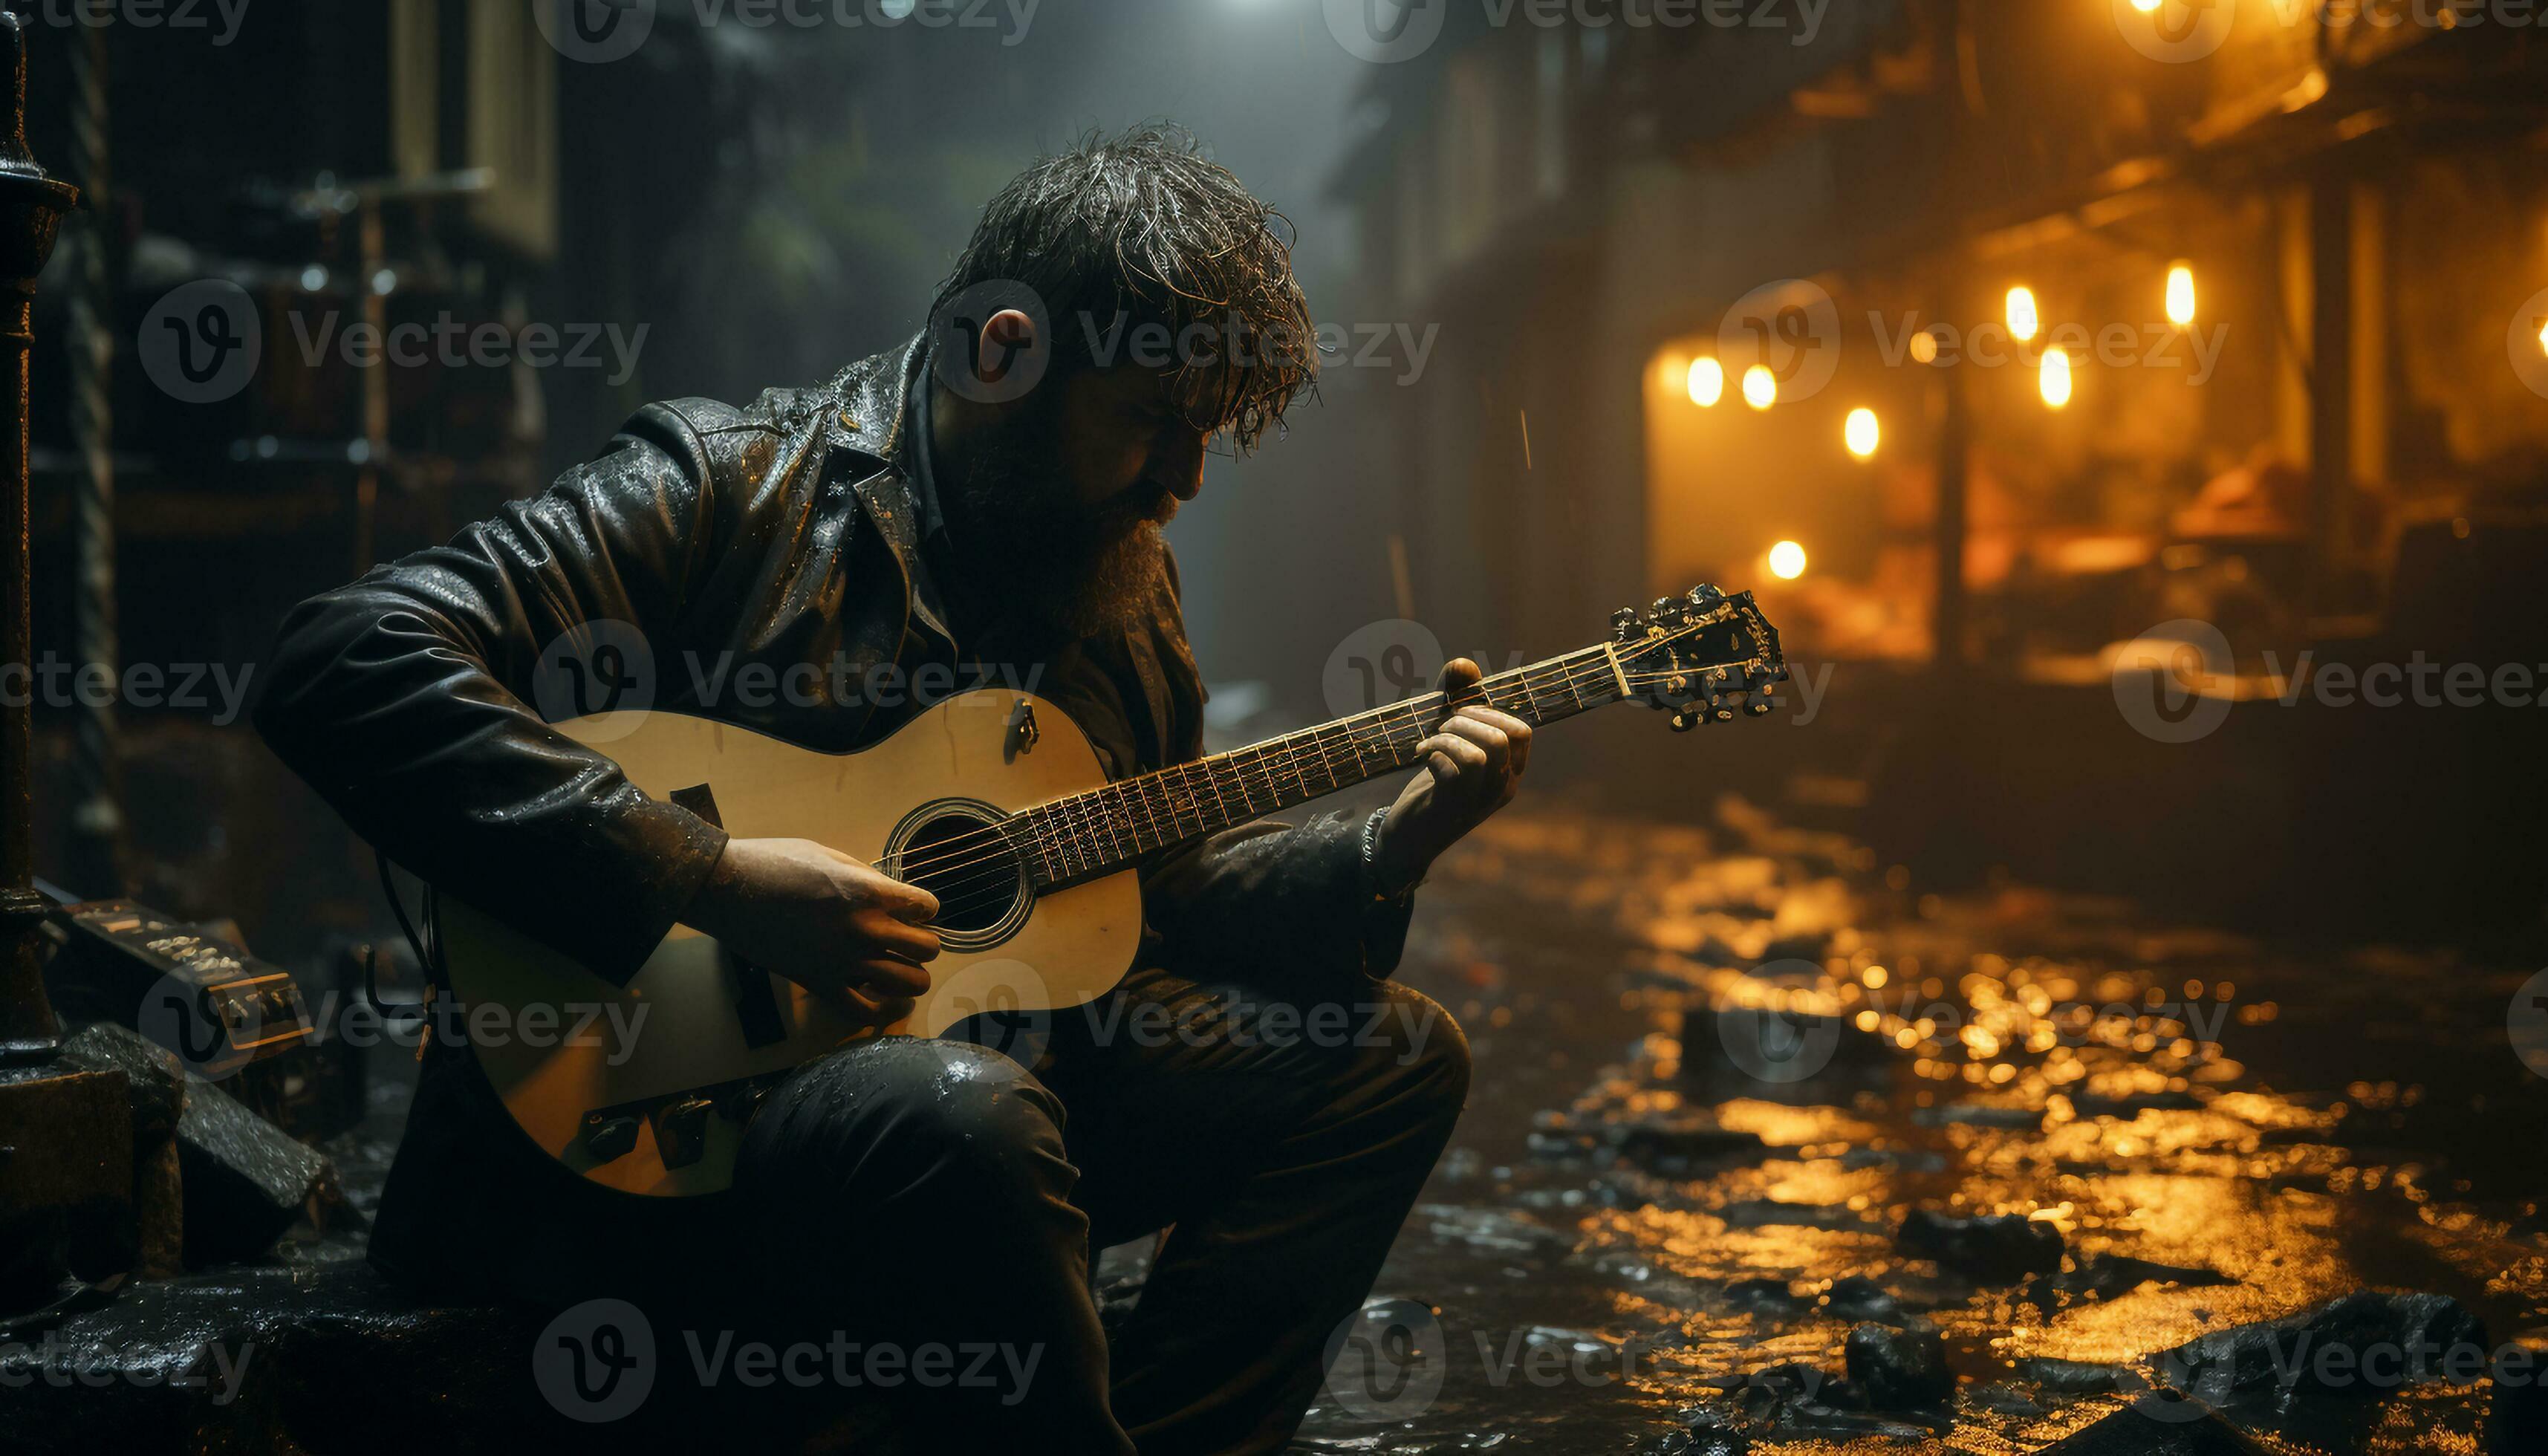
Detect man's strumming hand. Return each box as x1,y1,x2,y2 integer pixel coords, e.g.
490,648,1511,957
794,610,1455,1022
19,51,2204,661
683,837,940,1026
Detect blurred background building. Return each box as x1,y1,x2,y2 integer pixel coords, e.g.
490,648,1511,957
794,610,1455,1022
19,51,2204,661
19,0,2548,977
1331,0,2548,937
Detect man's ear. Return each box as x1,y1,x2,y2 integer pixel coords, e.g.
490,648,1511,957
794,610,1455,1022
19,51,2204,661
975,308,1039,386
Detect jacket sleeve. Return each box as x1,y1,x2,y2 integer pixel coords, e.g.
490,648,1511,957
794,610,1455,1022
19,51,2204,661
253,402,736,987
1140,811,1418,988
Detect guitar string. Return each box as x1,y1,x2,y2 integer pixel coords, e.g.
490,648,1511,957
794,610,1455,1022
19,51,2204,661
891,648,1641,886
881,619,1743,883
891,649,1761,900
909,660,1643,926
885,648,1631,883
906,657,1772,923
910,660,1776,928
911,661,1774,926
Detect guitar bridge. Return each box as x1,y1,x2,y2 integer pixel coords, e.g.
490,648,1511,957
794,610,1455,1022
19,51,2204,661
1006,698,1039,760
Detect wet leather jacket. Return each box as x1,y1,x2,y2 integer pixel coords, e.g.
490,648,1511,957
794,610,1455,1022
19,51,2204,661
256,337,1413,995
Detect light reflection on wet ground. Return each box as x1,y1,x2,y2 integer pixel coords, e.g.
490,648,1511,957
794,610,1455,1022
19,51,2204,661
1289,803,2548,1454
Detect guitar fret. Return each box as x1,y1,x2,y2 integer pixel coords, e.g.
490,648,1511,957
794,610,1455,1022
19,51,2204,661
1003,610,1775,890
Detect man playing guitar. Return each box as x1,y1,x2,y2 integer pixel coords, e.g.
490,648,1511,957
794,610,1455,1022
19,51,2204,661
258,126,1524,1452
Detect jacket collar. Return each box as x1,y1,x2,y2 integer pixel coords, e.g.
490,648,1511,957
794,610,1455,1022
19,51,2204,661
822,334,958,651
824,332,927,473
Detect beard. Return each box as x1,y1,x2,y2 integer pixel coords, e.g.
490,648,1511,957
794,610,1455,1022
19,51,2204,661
938,393,1176,640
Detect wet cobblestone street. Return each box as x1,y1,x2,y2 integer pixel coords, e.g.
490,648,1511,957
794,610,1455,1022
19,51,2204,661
1293,803,2548,1455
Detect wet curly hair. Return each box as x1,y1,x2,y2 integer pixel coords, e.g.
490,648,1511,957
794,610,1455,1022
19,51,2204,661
933,124,1318,454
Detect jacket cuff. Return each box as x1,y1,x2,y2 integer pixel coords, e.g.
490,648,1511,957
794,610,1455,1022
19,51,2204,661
1350,806,1418,980
583,796,730,987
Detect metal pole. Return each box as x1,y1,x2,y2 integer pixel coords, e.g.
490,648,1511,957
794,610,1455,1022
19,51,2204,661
0,12,81,1064
1932,288,1970,669
64,22,120,898
2307,171,2353,611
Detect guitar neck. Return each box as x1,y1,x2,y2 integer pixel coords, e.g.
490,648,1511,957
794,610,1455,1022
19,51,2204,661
1006,642,1631,888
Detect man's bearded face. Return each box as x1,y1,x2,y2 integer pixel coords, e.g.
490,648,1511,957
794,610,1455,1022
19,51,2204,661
942,364,1207,637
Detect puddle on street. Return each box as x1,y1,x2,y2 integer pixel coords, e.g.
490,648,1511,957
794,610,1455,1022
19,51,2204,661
1289,804,2548,1454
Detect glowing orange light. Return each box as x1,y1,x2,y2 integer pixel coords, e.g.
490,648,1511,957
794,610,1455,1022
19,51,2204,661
1741,365,1777,410
1687,357,1725,406
2006,286,2041,344
1844,408,1880,459
2041,346,2074,409
1768,540,1807,579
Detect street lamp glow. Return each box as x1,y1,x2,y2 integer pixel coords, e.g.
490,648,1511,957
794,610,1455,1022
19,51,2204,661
1687,356,1725,406
2006,286,2040,344
2537,316,2548,357
2166,263,2197,328
2131,0,2161,12
1768,540,1808,580
1741,364,1778,410
2040,346,2074,409
1845,407,1880,458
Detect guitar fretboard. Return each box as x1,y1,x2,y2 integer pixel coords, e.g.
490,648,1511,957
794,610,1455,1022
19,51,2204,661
1002,643,1628,887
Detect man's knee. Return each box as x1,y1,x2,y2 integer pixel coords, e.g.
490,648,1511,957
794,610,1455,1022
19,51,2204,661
743,1038,1070,1209
1362,986,1472,1128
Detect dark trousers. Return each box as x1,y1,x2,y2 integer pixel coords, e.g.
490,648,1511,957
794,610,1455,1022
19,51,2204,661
654,966,1470,1453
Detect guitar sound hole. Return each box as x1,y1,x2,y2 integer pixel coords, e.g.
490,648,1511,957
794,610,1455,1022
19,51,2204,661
892,805,1030,945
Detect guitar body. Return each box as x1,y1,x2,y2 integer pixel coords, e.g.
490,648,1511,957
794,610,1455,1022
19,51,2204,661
435,689,1143,1197
428,583,1787,1198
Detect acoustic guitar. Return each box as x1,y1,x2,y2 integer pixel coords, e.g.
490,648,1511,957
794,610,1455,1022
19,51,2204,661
435,585,1787,1195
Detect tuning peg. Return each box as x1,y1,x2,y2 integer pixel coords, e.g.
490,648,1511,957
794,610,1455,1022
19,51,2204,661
1669,710,1700,732
1745,698,1775,716
1689,584,1723,605
1611,608,1639,642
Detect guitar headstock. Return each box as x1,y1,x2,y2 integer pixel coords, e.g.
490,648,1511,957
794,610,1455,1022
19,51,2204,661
1610,584,1790,732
